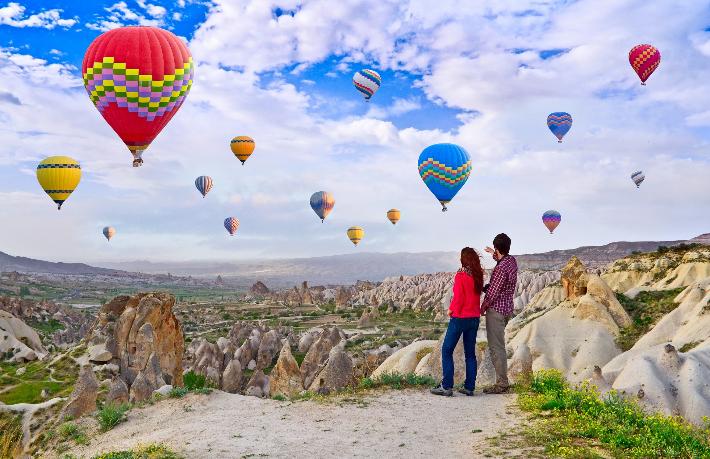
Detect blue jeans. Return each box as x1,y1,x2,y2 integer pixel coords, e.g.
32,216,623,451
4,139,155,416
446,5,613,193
441,317,480,391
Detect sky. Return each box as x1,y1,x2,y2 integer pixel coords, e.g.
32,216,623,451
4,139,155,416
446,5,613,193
0,0,709,265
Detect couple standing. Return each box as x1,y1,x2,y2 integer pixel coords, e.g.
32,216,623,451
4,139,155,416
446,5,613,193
431,233,518,397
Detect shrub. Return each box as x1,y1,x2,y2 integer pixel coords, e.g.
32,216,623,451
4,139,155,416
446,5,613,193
182,371,206,391
272,394,287,401
358,372,436,390
0,412,22,459
59,422,89,445
169,387,189,398
517,370,710,458
98,403,130,431
91,443,181,459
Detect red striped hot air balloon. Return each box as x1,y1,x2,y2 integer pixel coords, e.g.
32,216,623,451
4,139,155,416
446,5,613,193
629,44,660,85
82,26,194,166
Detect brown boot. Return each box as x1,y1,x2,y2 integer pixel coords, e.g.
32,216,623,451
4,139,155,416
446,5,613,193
483,385,509,394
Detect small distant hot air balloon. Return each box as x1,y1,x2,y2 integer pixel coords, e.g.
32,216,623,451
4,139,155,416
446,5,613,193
353,69,381,101
310,191,335,222
387,209,401,225
629,44,660,85
103,226,116,241
195,176,213,197
547,112,573,143
224,217,239,236
36,156,81,210
631,171,645,188
418,143,472,212
347,226,364,246
542,210,561,234
82,26,194,167
230,136,255,165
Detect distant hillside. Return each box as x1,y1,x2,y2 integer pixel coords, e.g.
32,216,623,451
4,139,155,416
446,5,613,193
0,251,125,275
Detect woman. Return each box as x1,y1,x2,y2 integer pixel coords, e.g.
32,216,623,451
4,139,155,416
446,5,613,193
431,247,484,397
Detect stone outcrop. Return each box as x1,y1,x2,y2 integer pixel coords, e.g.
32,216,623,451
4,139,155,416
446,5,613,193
86,292,184,402
269,340,303,398
62,365,99,418
0,310,47,362
507,257,632,382
371,340,436,378
221,359,243,394
250,281,270,296
301,327,344,389
308,344,354,393
106,376,129,405
245,369,270,398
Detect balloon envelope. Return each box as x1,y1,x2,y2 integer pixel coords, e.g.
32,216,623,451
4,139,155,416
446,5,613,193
547,112,572,142
224,217,239,236
310,191,335,221
195,176,213,197
631,171,645,188
417,143,472,211
230,136,255,164
82,26,194,166
103,226,116,241
387,209,401,225
629,44,660,85
542,210,561,234
36,156,81,210
347,226,364,246
353,69,381,100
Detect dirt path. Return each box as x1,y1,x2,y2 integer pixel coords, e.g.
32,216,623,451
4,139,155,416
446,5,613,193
68,389,527,458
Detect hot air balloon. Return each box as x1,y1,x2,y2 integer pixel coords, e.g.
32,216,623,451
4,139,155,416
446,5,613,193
629,44,660,85
631,171,645,188
82,26,194,167
547,112,573,143
353,69,381,101
542,210,561,234
387,209,401,225
103,226,116,241
230,136,255,165
195,176,213,197
36,156,81,210
310,191,335,222
347,226,364,246
224,217,239,236
418,143,472,212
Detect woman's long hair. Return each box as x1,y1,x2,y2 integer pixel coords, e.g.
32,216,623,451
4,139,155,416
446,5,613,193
460,247,484,293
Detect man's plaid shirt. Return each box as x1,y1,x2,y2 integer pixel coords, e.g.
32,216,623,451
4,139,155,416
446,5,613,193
482,255,518,316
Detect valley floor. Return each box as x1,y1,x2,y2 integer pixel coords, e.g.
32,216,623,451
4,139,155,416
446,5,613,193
66,389,528,459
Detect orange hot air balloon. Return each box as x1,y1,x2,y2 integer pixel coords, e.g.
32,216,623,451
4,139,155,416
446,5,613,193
230,136,255,165
387,209,400,225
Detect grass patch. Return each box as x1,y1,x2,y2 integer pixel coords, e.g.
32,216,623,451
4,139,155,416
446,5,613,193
0,411,23,459
182,371,206,390
359,372,436,390
415,347,433,362
272,394,287,401
516,369,710,458
59,421,89,445
0,380,66,405
97,403,130,431
678,341,702,353
292,351,307,366
28,318,65,335
616,289,685,351
91,443,182,459
168,386,189,398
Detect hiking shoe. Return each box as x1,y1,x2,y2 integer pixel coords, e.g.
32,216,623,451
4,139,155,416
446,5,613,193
482,385,509,394
430,384,453,397
457,387,474,396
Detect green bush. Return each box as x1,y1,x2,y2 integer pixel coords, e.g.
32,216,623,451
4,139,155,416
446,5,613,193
358,372,436,390
59,421,89,445
182,371,206,390
91,443,181,459
518,370,710,458
97,403,130,431
169,386,189,398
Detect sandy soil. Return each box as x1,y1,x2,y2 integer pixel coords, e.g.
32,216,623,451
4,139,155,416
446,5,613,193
67,389,525,459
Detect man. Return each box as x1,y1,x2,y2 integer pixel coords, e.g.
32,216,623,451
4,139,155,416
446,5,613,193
481,233,518,394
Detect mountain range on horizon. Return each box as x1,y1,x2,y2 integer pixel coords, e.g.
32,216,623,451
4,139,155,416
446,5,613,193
1,233,707,286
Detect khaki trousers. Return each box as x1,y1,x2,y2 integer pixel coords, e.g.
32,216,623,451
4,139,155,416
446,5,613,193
485,309,510,388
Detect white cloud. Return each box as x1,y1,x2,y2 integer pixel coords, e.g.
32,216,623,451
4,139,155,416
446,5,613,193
136,0,167,19
86,1,167,31
0,2,76,29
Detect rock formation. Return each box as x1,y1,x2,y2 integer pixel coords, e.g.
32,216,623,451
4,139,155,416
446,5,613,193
507,257,631,382
245,369,270,398
62,365,99,419
250,281,270,296
308,344,354,393
371,340,436,378
86,292,184,403
269,340,303,397
0,310,47,362
301,327,344,389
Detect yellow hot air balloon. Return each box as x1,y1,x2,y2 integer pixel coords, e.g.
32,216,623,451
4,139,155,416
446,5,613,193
230,136,255,165
347,226,364,246
387,209,400,225
36,156,81,210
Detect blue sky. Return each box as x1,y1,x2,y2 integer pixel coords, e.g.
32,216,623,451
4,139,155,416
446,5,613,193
0,0,709,265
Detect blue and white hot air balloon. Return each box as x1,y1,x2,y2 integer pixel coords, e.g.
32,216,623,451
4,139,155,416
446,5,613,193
547,112,573,143
352,69,381,101
631,171,645,188
195,176,213,198
417,143,472,212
